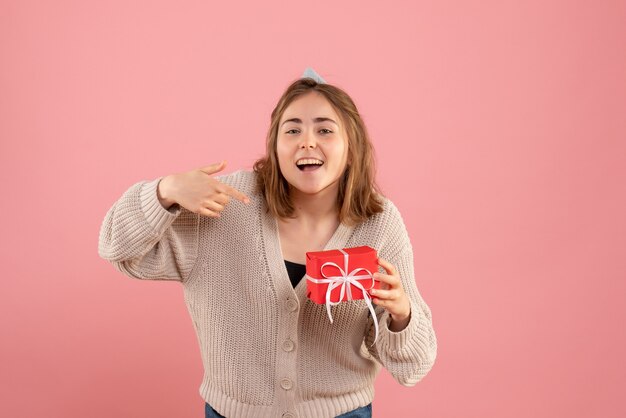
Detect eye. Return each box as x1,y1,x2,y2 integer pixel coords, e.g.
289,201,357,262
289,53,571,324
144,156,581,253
286,129,299,134
319,129,333,134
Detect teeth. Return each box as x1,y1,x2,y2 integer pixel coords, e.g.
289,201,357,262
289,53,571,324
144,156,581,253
296,158,324,166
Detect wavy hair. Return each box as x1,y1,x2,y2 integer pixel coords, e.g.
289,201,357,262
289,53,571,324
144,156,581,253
253,78,383,226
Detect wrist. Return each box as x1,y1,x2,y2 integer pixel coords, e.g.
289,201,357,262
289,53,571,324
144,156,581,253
389,309,411,332
157,176,178,209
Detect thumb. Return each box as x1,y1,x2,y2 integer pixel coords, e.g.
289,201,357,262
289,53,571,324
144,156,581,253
198,160,227,175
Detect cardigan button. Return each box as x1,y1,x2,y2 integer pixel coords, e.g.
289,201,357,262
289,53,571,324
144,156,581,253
285,298,298,312
282,339,295,352
280,378,293,390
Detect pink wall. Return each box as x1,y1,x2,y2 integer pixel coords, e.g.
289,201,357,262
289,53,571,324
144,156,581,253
1,1,625,417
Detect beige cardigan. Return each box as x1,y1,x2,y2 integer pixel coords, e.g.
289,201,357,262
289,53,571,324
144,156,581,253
98,169,437,418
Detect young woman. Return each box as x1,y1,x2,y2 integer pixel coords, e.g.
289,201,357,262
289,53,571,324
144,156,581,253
98,69,437,418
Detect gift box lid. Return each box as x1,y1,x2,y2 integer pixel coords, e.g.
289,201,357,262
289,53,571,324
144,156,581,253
305,245,376,260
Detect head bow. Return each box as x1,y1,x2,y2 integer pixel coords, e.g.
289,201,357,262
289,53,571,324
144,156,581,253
301,67,326,84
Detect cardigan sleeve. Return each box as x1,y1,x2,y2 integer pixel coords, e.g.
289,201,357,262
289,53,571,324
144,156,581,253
97,177,199,283
362,203,437,386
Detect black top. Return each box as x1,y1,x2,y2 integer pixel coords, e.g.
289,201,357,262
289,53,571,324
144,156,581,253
284,260,306,288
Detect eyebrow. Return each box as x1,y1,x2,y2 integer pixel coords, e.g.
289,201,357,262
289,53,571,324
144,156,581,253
281,117,338,127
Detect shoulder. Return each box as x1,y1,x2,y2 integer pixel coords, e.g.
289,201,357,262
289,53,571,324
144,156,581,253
360,195,406,231
355,195,412,257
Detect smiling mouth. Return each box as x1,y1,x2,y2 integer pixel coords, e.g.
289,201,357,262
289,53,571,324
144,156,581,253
296,158,324,171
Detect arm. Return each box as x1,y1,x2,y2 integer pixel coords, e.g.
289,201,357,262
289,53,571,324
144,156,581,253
97,177,199,283
364,245,437,386
362,199,437,386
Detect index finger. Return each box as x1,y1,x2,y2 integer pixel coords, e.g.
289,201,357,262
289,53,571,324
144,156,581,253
377,258,397,276
223,184,251,204
372,271,400,288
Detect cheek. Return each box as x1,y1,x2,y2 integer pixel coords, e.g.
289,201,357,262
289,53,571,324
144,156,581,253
276,140,292,170
327,142,348,168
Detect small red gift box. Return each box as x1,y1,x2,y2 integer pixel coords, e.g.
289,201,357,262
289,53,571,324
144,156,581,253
305,246,380,304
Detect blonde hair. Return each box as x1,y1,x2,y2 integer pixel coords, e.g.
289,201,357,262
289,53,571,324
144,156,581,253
253,78,384,226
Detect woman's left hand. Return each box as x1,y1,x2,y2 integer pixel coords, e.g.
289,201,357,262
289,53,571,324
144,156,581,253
370,258,411,331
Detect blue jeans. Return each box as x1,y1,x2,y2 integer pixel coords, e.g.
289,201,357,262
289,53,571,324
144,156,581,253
205,402,372,418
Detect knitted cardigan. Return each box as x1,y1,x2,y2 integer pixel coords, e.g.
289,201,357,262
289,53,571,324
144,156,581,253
98,169,437,418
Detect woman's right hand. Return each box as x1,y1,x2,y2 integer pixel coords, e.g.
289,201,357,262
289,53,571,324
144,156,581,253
157,161,250,217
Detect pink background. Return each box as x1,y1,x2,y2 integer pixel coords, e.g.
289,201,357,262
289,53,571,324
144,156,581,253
1,1,625,417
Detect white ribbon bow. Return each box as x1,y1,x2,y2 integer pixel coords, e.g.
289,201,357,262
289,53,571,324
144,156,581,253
306,249,380,345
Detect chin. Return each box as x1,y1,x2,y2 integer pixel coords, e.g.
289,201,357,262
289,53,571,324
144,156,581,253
285,181,319,195
287,177,338,196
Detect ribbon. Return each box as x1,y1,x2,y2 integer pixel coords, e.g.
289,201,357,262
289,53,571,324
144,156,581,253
306,249,380,345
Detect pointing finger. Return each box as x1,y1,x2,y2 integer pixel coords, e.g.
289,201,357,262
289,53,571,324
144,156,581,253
213,193,231,205
223,184,251,204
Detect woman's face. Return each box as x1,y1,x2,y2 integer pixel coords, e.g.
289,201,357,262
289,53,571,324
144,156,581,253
276,91,349,196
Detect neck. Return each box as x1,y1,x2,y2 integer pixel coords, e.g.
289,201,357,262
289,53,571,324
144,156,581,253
288,183,340,226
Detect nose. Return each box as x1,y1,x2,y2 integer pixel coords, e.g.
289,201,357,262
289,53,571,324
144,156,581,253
299,129,317,149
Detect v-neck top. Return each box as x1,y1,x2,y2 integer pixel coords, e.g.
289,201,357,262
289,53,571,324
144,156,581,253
98,169,437,418
284,259,306,288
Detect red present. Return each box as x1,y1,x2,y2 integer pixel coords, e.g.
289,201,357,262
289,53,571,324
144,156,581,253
305,246,380,304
